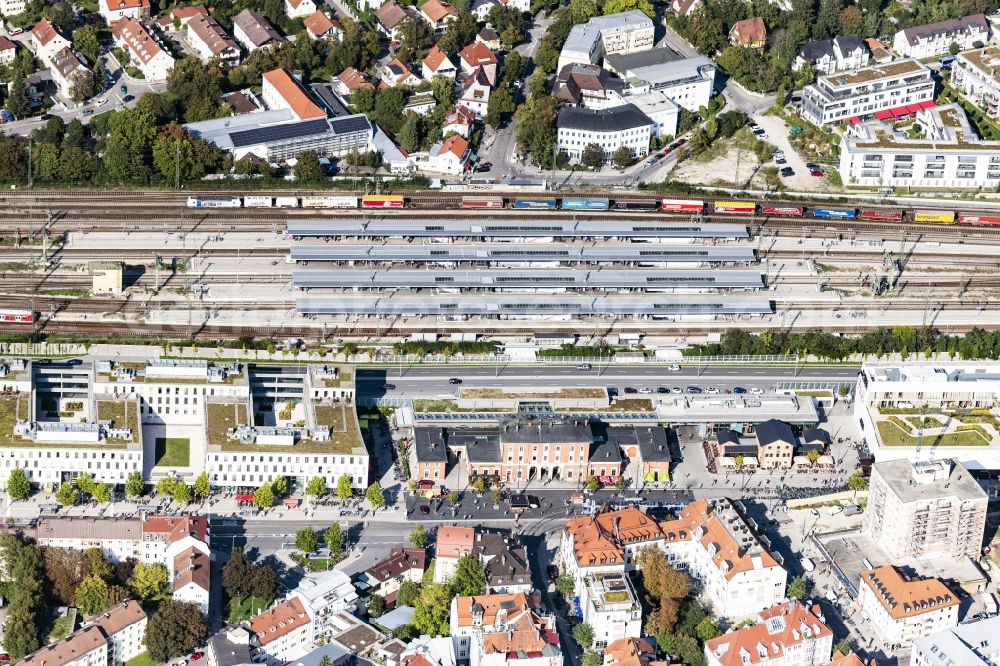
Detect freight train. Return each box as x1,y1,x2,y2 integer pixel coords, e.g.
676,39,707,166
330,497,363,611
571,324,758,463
187,193,994,225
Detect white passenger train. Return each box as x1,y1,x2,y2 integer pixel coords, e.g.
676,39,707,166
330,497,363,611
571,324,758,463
186,195,361,209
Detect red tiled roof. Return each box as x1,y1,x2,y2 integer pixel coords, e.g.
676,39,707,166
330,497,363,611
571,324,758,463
860,566,957,620
304,10,337,37
423,44,451,72
142,514,209,544
441,134,469,159
731,16,766,44
459,41,496,68
436,526,475,558
111,18,164,66
263,67,326,120
421,0,457,22
706,600,832,666
339,66,375,90
31,18,62,47
101,0,150,13
250,597,310,646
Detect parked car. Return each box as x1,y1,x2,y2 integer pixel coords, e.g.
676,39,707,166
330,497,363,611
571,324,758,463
749,387,764,395
624,387,638,394
780,167,794,177
775,157,787,165
670,387,683,394
810,169,824,177
676,138,687,146
733,386,747,394
81,109,94,116
705,387,720,394
638,387,653,394
381,383,396,390
656,387,669,393
189,653,204,662
686,386,702,393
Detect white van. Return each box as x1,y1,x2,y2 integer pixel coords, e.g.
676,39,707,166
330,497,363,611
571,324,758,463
827,505,843,515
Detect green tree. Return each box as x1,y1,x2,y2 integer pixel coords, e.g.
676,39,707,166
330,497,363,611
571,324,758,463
127,562,170,600
949,41,961,56
193,472,211,499
1,534,44,658
366,482,385,508
292,150,325,183
602,0,654,16
85,548,113,580
75,575,110,615
144,600,206,663
613,145,633,170
7,76,28,120
399,113,422,152
73,25,100,63
695,616,722,641
582,652,602,666
848,470,868,491
305,476,326,497
368,594,386,617
253,483,274,508
324,524,344,553
69,72,94,104
409,525,427,548
3,608,39,658
485,87,516,129
336,473,353,499
55,482,78,507
787,576,807,600
152,123,221,183
75,472,96,496
450,555,486,596
397,579,421,606
125,471,145,497
92,482,111,504
222,549,255,600
412,583,452,635
585,476,601,492
832,638,852,655
6,468,30,500
581,144,604,168
172,483,192,505
270,476,288,497
555,572,574,597
572,623,594,649
296,528,318,554
156,476,177,496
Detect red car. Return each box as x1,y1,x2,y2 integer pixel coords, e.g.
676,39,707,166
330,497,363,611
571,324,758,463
663,147,673,154
190,653,204,661
676,138,687,146
810,170,824,177
0,654,11,661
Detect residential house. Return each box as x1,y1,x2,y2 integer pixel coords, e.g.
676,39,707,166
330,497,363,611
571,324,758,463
19,602,148,666
50,47,92,102
207,626,255,666
671,0,699,16
0,36,15,66
420,0,458,29
336,66,375,96
459,41,497,84
172,546,211,613
471,0,498,21
142,514,210,564
443,104,476,138
423,44,457,80
405,92,437,116
186,13,240,65
250,598,313,666
376,1,416,40
554,63,624,109
168,5,208,26
400,636,457,666
380,57,421,87
865,37,892,63
304,10,342,40
892,14,990,59
31,18,70,67
263,67,327,120
458,68,491,115
450,593,561,666
362,547,426,606
290,569,361,643
232,9,285,52
800,58,934,125
729,17,766,48
285,0,318,19
857,566,959,645
704,600,833,666
98,0,150,25
32,516,142,563
477,27,500,50
112,18,175,82
433,526,476,583
579,572,642,647
794,36,869,75
556,103,652,162
475,531,531,594
604,638,661,666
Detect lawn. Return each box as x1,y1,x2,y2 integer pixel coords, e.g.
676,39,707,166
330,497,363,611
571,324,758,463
125,652,158,666
877,420,990,447
154,437,191,467
228,596,271,624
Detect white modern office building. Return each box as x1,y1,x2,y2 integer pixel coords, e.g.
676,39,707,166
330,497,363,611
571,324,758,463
557,10,654,71
911,616,1000,666
800,58,934,125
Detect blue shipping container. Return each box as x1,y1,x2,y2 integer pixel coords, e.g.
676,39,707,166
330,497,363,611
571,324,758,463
561,197,610,210
513,198,558,209
813,207,856,219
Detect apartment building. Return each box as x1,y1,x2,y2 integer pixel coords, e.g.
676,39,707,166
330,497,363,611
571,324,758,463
285,0,318,19
185,13,240,65
232,9,285,52
953,46,1000,120
557,103,652,161
580,572,642,647
290,569,360,643
88,601,148,664
450,593,561,666
21,626,108,666
558,10,654,71
864,458,986,560
250,597,313,666
858,566,959,644
794,36,869,75
839,102,1000,188
911,616,1000,666
892,14,990,59
0,0,25,17
800,58,934,125
561,500,786,619
605,54,717,112
20,602,147,666
360,547,426,605
705,600,833,666
112,18,175,81
31,18,70,67
32,516,142,563
98,0,150,25
433,526,476,583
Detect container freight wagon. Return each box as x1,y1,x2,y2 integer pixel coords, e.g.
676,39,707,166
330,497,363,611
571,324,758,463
761,205,804,216
243,195,274,208
561,197,610,210
714,201,756,214
661,199,704,213
860,209,904,221
959,214,1000,225
614,200,659,210
361,195,405,208
913,210,955,223
187,196,241,208
302,195,358,208
512,197,558,209
462,196,505,208
813,207,856,219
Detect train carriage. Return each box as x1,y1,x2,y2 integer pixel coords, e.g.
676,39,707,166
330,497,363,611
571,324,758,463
661,199,705,213
913,210,956,224
0,309,35,323
512,197,558,209
761,205,804,216
958,214,1000,226
302,195,358,208
813,207,857,219
714,201,756,214
561,197,610,210
361,195,406,208
243,195,274,208
860,209,904,221
614,200,659,211
187,196,241,208
462,196,505,208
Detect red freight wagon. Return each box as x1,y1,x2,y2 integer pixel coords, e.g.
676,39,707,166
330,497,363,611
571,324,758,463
0,310,34,323
462,196,504,208
860,210,904,221
714,201,756,214
761,206,804,216
361,195,405,208
959,214,1000,226
661,198,705,213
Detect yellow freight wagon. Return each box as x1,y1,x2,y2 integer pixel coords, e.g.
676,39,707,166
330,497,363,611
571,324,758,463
913,210,955,223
